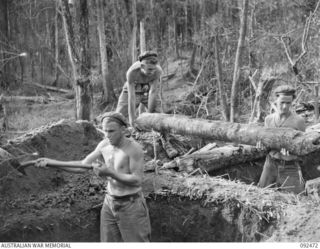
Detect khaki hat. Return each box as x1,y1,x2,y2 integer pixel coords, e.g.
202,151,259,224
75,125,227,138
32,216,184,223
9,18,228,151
100,112,128,127
274,85,296,98
138,51,158,64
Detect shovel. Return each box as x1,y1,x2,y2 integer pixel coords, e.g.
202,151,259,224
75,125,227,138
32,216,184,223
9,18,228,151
11,159,94,176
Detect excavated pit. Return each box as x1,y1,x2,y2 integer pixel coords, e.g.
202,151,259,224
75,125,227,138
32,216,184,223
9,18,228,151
0,120,319,242
0,193,277,242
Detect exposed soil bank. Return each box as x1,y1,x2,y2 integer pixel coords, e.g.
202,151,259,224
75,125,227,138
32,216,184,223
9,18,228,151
1,120,320,242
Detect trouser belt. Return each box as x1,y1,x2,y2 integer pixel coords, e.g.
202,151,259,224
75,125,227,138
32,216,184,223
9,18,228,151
108,192,141,201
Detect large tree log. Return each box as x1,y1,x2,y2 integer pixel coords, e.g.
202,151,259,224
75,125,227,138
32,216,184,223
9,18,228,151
161,144,267,173
136,113,320,156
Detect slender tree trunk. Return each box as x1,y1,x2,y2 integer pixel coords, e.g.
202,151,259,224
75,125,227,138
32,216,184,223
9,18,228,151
53,0,60,86
96,0,115,104
131,0,137,62
313,85,319,122
40,50,44,84
60,0,92,120
173,3,180,58
150,0,156,47
214,34,229,121
189,44,197,71
0,0,9,79
249,1,257,69
140,20,146,54
77,0,92,120
136,113,320,156
112,0,120,45
230,0,249,122
183,0,188,47
249,78,276,124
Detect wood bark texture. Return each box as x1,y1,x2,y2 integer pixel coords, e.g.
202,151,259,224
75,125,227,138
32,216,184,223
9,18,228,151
230,0,249,122
136,113,320,156
214,34,229,121
162,144,267,173
60,0,92,120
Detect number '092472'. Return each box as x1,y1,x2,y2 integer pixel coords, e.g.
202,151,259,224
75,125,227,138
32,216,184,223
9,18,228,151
300,243,318,248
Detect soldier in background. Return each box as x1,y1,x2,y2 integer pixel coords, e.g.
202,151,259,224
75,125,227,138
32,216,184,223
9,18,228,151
257,85,306,194
116,51,178,158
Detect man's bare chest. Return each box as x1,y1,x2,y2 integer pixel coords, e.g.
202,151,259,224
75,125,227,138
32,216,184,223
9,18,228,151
101,147,130,173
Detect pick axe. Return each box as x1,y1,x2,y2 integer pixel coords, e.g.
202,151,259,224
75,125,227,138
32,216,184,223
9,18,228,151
10,159,94,176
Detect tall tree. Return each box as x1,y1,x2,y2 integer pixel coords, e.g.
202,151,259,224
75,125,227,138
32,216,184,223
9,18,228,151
173,1,180,58
214,33,229,121
96,0,115,104
53,0,60,86
0,0,9,80
230,0,249,122
60,0,92,120
131,0,137,63
140,20,146,53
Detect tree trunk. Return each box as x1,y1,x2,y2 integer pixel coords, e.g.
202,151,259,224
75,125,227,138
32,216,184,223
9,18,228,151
214,34,229,121
313,85,319,122
183,0,188,47
96,0,115,104
135,113,320,156
150,0,156,47
249,78,276,123
173,2,180,58
230,0,249,122
140,20,146,54
161,144,267,173
112,0,120,44
189,44,197,71
60,0,92,120
54,0,60,86
77,0,92,120
131,0,137,63
0,95,57,104
0,0,9,79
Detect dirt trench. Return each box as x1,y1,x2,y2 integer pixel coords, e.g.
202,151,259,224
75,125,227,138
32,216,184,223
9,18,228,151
0,120,319,242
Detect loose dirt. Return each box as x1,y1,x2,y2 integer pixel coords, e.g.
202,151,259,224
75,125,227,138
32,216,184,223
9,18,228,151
1,57,320,242
1,120,320,242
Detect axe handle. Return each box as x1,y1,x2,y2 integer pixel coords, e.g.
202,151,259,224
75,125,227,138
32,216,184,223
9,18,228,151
20,160,94,169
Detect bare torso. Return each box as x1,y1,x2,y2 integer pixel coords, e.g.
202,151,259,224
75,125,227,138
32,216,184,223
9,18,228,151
99,138,142,196
265,111,306,160
123,61,162,94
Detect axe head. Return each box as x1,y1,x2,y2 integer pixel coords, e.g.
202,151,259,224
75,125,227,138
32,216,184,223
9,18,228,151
9,158,27,175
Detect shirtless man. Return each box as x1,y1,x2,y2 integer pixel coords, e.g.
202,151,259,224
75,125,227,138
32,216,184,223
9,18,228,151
116,51,163,127
35,112,151,242
116,51,178,158
257,85,306,194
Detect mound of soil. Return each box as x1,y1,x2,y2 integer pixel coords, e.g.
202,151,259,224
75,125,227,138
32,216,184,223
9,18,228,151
1,120,320,242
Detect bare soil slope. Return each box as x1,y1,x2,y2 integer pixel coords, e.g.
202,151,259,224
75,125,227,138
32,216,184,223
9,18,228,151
1,120,320,242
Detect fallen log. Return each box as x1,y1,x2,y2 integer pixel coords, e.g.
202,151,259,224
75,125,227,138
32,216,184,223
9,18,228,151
27,82,72,94
0,95,56,104
161,144,267,173
136,113,320,156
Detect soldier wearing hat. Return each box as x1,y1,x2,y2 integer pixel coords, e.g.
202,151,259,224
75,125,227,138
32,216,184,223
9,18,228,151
116,51,163,128
257,85,306,194
35,112,151,242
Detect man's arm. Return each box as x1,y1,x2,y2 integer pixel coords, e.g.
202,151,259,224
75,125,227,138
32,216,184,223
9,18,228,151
95,145,144,187
148,67,163,113
127,81,136,127
147,81,158,113
35,141,105,173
